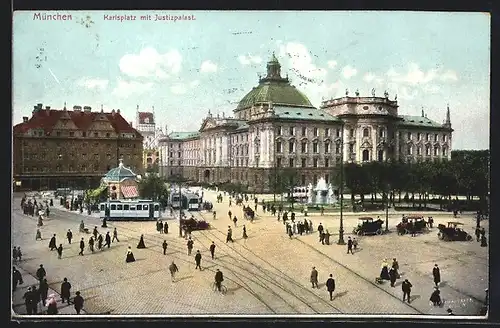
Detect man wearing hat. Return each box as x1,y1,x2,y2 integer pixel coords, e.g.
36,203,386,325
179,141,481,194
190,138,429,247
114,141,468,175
74,291,84,315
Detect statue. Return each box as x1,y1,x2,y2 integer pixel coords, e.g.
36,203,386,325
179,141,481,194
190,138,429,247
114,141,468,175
307,183,314,204
345,88,349,96
394,94,398,101
355,89,360,97
371,88,376,97
384,90,389,98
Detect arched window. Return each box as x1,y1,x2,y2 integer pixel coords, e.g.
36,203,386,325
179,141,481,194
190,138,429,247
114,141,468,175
362,149,370,161
379,127,385,138
363,128,370,137
378,150,384,162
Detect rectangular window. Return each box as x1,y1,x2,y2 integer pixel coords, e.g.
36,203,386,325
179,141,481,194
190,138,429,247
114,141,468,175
289,158,294,167
443,134,447,142
324,142,330,153
301,142,307,153
124,205,130,210
325,174,329,184
434,147,438,156
434,134,438,142
301,158,306,167
301,127,307,136
277,126,282,135
137,205,142,211
313,127,318,136
325,128,330,137
313,142,318,153
277,141,282,153
301,175,306,185
110,204,116,210
313,158,318,167
289,127,294,136
417,133,421,141
335,144,341,154
426,133,430,141
56,131,61,136
325,158,330,167
349,129,354,137
100,204,105,211
336,129,341,137
69,132,74,137
130,206,136,211
83,132,86,137
117,205,123,210
407,132,412,140
276,158,282,167
94,132,99,137
288,141,295,153
143,205,148,211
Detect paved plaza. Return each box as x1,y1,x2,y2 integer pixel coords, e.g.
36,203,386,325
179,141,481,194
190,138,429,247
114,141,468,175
11,190,488,316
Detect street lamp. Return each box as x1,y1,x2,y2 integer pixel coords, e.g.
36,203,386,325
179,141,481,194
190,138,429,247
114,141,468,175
385,184,390,232
178,180,183,238
337,122,345,245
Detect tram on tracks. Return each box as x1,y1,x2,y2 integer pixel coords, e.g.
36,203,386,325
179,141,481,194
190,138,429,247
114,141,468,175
99,199,161,221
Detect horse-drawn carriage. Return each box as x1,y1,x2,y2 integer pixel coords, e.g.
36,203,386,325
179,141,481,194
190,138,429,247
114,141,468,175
180,217,210,231
353,217,384,236
437,222,473,241
243,206,255,220
202,201,213,210
396,215,429,235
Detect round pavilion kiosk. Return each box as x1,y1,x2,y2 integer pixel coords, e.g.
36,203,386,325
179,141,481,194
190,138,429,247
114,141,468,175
102,159,141,200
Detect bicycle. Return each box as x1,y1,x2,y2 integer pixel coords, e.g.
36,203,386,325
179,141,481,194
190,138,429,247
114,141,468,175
212,282,227,295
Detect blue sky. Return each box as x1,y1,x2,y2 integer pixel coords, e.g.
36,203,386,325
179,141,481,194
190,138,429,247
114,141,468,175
13,11,490,149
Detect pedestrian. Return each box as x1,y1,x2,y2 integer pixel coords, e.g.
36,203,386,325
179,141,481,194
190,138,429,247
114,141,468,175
12,266,23,291
79,238,85,256
61,277,72,304
292,222,297,234
210,241,216,259
430,287,442,306
112,228,119,242
481,234,488,247
159,220,164,234
35,228,42,241
169,261,179,282
310,267,319,288
318,223,324,241
402,279,412,303
137,234,146,248
326,274,336,301
23,287,33,314
93,226,98,240
233,216,238,227
380,259,390,280
46,295,58,314
475,227,481,242
242,225,248,240
187,237,194,255
324,230,331,245
392,258,400,278
195,250,202,270
226,226,234,243
288,225,293,239
39,278,48,306
162,240,168,255
74,291,84,315
447,308,454,315
36,264,46,281
104,232,111,248
353,238,358,251
389,267,397,287
49,234,57,251
125,246,136,263
57,244,63,259
345,236,354,254
88,236,95,253
30,285,40,314
164,221,169,234
433,264,441,287
97,234,103,250
309,219,313,233
13,246,18,263
215,269,224,292
67,229,73,244
228,210,232,220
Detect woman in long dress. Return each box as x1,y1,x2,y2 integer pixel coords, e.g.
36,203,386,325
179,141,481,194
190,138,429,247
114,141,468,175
380,259,390,280
242,225,248,239
126,247,136,263
137,234,146,249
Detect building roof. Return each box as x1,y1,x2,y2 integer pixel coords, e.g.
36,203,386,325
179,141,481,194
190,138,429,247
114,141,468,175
103,159,138,182
13,107,142,137
398,115,444,128
273,106,341,122
167,131,200,140
237,82,315,111
138,112,154,124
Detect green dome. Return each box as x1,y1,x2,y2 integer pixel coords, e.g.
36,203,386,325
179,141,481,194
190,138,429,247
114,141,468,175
237,81,315,110
236,54,315,111
103,160,137,182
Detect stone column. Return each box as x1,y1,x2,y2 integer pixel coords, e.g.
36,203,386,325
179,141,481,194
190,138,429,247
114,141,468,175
215,134,221,166
371,125,377,161
249,130,255,166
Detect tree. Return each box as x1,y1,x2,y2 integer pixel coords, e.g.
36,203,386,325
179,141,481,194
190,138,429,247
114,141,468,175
138,174,168,202
281,168,300,208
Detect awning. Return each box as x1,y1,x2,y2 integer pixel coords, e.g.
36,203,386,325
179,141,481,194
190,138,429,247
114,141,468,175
121,185,139,198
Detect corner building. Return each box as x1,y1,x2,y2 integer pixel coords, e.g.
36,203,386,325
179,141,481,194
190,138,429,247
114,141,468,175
13,104,143,190
159,55,453,192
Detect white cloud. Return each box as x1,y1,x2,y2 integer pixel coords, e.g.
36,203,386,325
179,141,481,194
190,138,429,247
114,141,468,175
77,78,109,90
171,84,187,95
119,47,182,79
190,80,200,88
363,72,376,83
111,79,153,98
200,60,218,73
387,82,418,100
327,60,338,69
342,65,358,79
387,63,458,86
421,84,441,94
238,55,262,66
278,42,327,81
440,69,458,82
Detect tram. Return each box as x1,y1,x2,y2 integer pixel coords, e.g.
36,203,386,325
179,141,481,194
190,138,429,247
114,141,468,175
186,192,201,211
99,199,161,221
287,186,310,202
169,192,182,209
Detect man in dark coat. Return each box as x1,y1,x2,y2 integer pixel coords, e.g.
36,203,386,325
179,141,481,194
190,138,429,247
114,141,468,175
164,221,169,234
195,250,202,270
187,238,194,255
30,285,40,314
104,232,111,248
214,269,224,292
97,234,103,250
433,264,441,287
66,229,73,244
159,221,164,234
79,238,85,256
389,267,397,287
39,278,49,306
310,267,319,288
36,264,46,281
57,244,63,259
318,223,324,242
93,227,98,240
13,267,23,291
23,287,33,314
326,274,336,301
49,234,57,251
210,242,216,259
347,237,354,254
402,279,412,303
113,228,120,242
162,240,168,255
74,291,84,314
61,277,72,304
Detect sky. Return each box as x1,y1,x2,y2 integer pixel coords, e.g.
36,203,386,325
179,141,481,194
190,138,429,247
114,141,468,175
12,11,490,150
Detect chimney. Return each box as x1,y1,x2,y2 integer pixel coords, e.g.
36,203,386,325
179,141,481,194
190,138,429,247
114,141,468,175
111,109,116,115
45,106,50,110
37,103,43,109
117,109,121,114
22,117,28,123
83,106,91,112
73,105,81,111
129,121,133,127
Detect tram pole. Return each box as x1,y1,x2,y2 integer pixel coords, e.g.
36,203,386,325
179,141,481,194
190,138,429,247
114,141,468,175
337,122,345,245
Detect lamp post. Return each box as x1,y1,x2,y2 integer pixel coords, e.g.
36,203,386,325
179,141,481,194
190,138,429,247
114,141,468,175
178,181,183,238
385,184,390,232
337,122,345,245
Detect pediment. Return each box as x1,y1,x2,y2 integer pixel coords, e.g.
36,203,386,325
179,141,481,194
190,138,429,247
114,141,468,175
200,118,218,131
53,118,78,130
87,120,115,132
361,140,372,148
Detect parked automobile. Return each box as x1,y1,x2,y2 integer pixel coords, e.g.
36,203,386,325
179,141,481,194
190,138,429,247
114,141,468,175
437,222,473,241
353,217,384,236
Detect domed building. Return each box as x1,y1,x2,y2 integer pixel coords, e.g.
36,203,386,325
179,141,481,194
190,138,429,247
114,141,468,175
159,54,453,192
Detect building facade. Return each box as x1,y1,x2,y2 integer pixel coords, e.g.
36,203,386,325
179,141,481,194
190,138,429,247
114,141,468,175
158,55,453,192
13,103,144,191
135,106,165,171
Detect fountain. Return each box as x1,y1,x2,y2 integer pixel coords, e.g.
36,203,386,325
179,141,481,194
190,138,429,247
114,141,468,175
306,178,337,205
